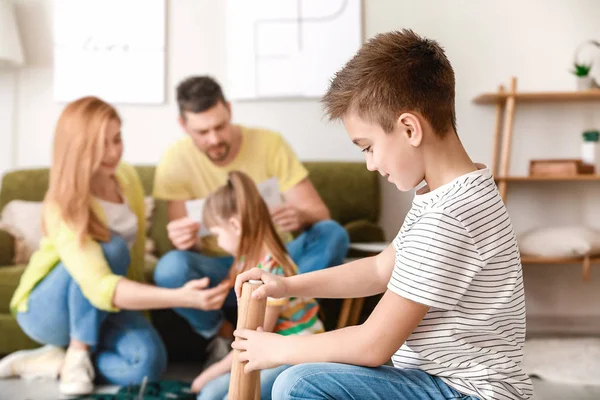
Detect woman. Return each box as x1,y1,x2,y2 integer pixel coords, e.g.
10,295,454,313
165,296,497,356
0,97,229,397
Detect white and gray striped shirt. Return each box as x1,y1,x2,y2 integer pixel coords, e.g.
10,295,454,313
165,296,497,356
389,168,533,400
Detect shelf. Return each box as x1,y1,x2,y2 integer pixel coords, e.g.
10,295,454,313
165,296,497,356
473,90,600,104
527,316,600,337
521,256,600,265
495,175,600,182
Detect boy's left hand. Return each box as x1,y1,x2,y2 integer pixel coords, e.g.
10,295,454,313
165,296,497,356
232,328,285,373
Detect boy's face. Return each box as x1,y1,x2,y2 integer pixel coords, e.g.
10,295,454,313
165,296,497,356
343,112,425,191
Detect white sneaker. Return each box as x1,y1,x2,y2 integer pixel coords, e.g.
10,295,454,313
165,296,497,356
59,347,94,397
0,345,66,380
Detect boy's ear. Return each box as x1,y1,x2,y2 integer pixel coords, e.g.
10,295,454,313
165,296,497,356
229,216,242,235
398,112,423,147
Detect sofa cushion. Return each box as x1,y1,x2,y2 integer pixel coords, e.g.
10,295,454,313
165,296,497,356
303,162,380,225
0,265,26,314
0,200,44,264
0,229,14,267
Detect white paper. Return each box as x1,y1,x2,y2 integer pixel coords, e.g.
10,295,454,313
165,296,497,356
53,0,166,104
226,0,362,99
184,198,211,237
257,177,283,209
186,178,283,237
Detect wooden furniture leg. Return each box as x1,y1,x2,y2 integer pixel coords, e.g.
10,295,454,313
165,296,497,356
491,85,506,176
229,280,266,400
337,298,354,329
348,297,365,326
498,77,518,201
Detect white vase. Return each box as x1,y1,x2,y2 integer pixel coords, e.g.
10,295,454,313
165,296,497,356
577,75,595,90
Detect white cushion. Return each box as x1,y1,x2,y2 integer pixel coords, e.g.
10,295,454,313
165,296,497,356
0,197,157,265
518,226,600,258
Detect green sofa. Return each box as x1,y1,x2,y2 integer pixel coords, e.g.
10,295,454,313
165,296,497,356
0,162,384,359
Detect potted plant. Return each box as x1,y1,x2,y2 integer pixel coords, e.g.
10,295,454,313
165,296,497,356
572,40,600,90
572,62,595,90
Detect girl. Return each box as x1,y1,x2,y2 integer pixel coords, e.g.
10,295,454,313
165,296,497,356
1,97,226,397
191,171,324,400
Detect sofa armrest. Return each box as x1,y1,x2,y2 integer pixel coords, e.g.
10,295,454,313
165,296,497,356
0,229,15,267
344,220,386,258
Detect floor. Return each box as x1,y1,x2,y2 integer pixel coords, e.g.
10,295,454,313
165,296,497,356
1,364,600,400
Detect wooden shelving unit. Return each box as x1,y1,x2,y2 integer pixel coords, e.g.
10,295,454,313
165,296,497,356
475,77,600,280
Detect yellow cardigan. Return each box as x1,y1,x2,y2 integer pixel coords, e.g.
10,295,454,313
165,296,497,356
10,162,147,315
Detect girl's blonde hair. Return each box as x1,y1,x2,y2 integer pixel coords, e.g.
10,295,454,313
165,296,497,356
203,171,295,284
43,96,120,245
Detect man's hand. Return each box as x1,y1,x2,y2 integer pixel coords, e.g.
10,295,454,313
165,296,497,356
179,277,230,310
232,328,286,373
167,217,200,250
234,268,288,301
270,204,302,233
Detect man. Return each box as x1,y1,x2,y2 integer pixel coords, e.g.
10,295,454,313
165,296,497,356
153,76,349,346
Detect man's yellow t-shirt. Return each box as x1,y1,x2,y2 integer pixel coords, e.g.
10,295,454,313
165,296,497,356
153,125,308,256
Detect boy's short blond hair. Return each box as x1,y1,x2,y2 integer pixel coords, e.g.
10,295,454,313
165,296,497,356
323,29,456,136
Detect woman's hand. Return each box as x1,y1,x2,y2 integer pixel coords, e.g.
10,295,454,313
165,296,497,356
234,268,288,301
179,277,231,310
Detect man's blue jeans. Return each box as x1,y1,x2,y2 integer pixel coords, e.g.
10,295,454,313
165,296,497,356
153,220,350,338
16,236,167,385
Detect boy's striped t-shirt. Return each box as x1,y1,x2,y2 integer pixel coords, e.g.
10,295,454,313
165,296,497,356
258,255,324,336
389,168,533,400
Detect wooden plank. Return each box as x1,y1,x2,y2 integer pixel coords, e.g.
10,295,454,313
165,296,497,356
474,89,600,104
491,85,505,176
498,77,517,200
521,256,600,264
527,315,600,337
496,175,600,182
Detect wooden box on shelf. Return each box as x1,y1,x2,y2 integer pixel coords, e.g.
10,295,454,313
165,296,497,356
529,159,595,177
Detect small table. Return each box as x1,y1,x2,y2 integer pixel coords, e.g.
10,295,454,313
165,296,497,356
337,242,389,329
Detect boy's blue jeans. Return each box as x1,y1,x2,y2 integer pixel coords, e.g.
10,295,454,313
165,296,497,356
154,220,350,339
16,236,167,386
272,363,481,400
198,364,290,400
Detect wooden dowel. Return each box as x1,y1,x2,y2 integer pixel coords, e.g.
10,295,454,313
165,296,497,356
228,280,267,400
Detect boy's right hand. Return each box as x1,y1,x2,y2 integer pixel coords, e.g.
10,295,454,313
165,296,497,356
167,217,201,250
234,268,288,300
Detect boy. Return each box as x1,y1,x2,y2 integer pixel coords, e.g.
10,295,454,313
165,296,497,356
232,30,533,400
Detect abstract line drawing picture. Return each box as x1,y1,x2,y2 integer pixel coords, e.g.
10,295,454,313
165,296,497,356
226,0,362,100
53,0,166,104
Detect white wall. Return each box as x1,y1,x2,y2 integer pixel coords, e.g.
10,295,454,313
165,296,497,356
4,0,600,320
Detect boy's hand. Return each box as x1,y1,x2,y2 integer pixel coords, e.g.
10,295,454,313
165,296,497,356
167,217,200,250
232,328,285,373
234,268,288,300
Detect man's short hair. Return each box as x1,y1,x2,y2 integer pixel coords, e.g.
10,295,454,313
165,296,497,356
176,76,227,117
